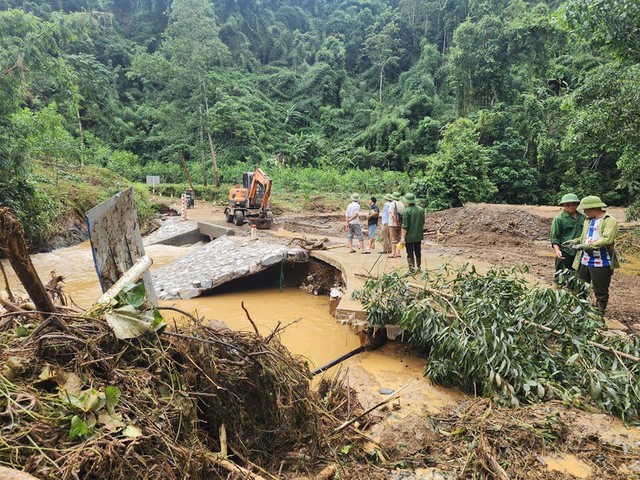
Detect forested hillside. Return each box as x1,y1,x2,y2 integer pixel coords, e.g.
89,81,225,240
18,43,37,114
2,0,639,246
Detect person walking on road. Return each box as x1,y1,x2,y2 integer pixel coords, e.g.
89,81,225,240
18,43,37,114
380,194,393,254
367,196,380,252
345,193,368,254
564,195,619,315
398,193,425,272
388,192,404,258
550,193,586,281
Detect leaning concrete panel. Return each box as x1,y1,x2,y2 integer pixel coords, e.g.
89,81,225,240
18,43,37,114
86,187,158,305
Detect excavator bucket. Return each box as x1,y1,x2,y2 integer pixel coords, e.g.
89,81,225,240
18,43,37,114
250,210,273,229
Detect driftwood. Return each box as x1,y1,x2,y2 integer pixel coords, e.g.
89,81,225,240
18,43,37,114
0,208,55,316
97,255,152,304
287,236,329,251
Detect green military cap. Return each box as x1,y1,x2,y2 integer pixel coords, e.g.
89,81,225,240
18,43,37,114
403,193,416,205
559,193,580,205
579,195,607,210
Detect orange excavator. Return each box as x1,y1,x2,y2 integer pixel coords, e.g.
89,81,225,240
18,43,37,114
224,168,273,229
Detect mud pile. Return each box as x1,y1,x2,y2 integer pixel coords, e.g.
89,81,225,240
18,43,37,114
426,204,551,247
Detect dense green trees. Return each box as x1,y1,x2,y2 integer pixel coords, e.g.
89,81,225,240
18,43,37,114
2,0,640,248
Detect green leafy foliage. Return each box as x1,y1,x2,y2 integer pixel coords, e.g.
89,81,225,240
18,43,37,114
356,267,640,421
2,0,640,245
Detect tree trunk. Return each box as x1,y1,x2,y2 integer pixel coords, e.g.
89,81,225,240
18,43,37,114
77,107,85,167
207,132,220,187
199,122,208,186
0,208,55,317
179,156,194,190
202,81,221,187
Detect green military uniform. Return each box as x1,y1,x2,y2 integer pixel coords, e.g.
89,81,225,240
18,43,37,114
550,209,586,272
401,194,425,272
402,205,426,243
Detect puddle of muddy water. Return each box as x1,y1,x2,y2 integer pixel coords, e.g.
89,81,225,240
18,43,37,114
541,453,592,478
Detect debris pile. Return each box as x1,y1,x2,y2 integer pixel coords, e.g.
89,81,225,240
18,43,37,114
0,305,321,479
355,266,640,421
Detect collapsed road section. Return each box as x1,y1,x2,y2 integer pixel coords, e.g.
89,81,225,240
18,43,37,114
153,236,309,299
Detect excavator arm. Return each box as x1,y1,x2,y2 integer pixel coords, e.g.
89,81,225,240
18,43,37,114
248,168,272,210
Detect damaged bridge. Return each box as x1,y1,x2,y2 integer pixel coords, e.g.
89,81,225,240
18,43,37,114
153,236,309,300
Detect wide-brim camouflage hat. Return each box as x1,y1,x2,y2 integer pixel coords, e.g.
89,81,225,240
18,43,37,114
579,195,607,210
559,193,580,205
350,193,360,202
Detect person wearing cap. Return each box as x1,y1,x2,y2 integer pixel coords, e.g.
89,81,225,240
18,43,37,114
550,193,586,280
380,194,393,254
345,193,368,254
399,193,425,273
388,192,404,258
564,195,619,314
366,196,380,252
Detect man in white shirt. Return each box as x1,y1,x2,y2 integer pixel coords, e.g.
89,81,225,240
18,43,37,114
388,191,404,258
345,193,368,254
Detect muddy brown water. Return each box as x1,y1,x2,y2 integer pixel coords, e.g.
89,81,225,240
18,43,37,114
0,241,373,371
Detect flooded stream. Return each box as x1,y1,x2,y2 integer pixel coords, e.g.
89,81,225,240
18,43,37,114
1,241,359,371
1,240,462,408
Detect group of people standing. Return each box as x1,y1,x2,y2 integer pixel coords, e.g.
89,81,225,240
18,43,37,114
551,194,620,315
345,192,425,272
347,190,621,317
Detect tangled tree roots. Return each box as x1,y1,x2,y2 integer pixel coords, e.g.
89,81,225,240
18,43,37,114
0,312,319,479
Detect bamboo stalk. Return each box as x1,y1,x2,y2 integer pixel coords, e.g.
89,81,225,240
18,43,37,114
97,256,152,304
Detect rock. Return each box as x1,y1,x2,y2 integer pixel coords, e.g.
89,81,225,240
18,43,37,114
605,318,628,331
630,323,640,334
178,288,200,299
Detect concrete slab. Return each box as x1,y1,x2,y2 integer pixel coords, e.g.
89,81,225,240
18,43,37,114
152,236,308,300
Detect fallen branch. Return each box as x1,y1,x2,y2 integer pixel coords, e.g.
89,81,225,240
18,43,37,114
241,301,260,335
0,207,55,316
0,260,14,301
356,272,640,363
478,435,510,480
333,380,420,433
